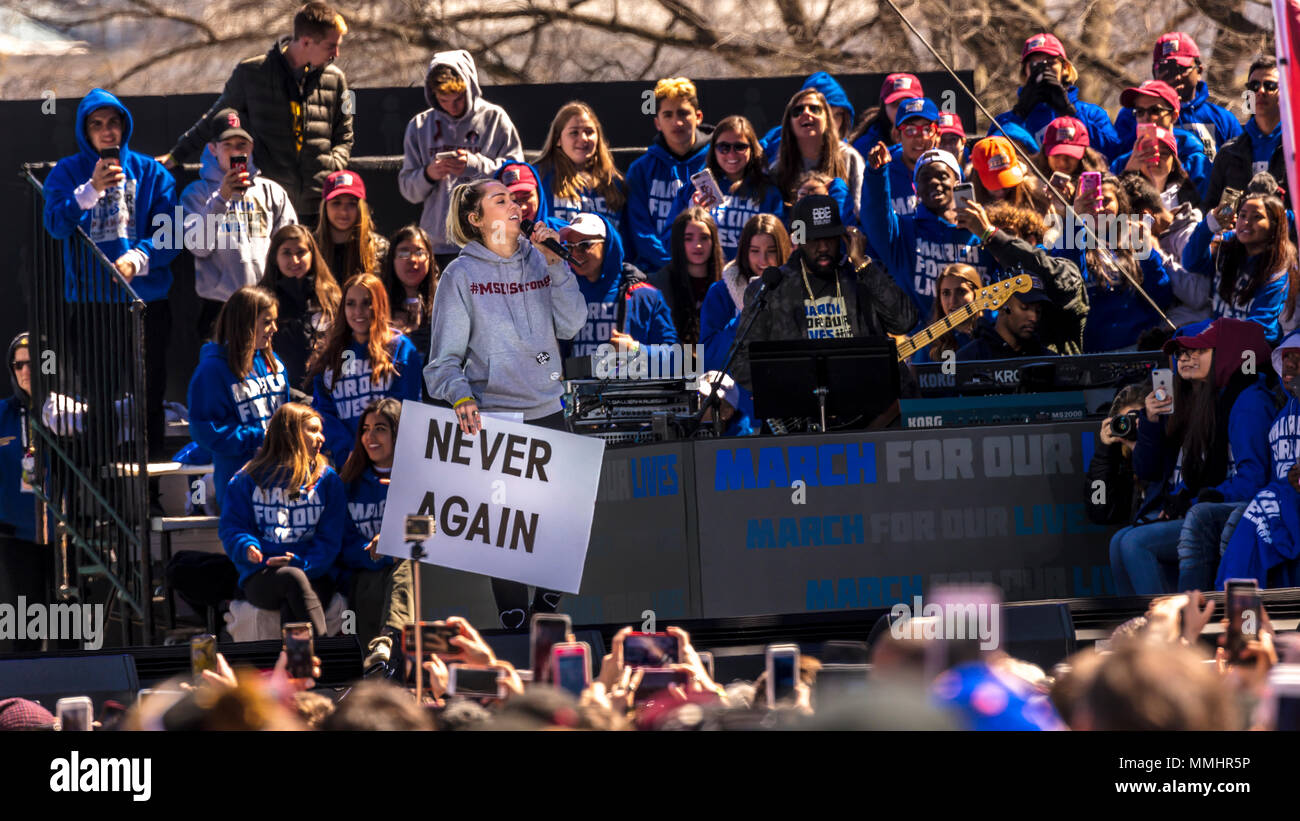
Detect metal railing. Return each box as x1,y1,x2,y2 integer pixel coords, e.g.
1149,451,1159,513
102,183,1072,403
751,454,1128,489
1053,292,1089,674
23,165,154,647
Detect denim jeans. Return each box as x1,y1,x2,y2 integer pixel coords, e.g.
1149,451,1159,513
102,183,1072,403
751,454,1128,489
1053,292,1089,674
1109,519,1184,595
1177,502,1247,592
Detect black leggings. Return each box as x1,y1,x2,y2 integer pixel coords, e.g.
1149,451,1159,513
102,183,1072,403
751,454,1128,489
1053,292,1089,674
243,566,336,638
489,410,566,628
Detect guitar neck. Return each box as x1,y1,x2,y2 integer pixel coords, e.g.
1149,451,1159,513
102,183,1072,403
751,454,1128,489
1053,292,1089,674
896,303,980,361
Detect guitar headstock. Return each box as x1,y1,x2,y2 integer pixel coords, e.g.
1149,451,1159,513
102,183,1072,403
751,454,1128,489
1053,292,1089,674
974,275,1033,312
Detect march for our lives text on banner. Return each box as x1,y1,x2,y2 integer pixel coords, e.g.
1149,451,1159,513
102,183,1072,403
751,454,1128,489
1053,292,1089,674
377,402,606,593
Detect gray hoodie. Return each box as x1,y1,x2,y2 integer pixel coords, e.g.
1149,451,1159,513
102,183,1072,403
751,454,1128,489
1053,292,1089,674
181,145,297,302
424,235,587,419
398,50,525,255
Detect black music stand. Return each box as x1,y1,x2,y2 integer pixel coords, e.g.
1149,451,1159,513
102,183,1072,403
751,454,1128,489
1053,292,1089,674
749,337,900,431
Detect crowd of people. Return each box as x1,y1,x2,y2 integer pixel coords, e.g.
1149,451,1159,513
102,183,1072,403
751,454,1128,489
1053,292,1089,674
4,1,1300,728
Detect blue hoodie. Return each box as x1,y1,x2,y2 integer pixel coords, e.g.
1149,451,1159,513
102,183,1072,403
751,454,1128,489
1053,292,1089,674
994,86,1123,160
341,467,394,573
537,165,628,236
568,213,678,358
1109,127,1212,204
625,129,712,272
1217,481,1300,588
1182,218,1290,343
859,162,990,319
494,160,568,233
698,277,758,436
312,334,423,464
1115,81,1244,159
1051,246,1173,352
0,396,35,543
760,72,856,159
1267,332,1300,480
187,342,290,504
663,176,785,261
860,143,922,221
219,466,346,588
42,89,180,303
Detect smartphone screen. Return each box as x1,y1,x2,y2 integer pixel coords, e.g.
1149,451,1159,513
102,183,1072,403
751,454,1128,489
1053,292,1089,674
99,146,120,162
450,666,501,698
696,650,715,680
231,154,248,174
530,614,571,683
56,697,93,732
634,669,691,706
1079,171,1101,202
624,632,680,667
282,622,314,679
190,633,217,678
770,650,798,704
402,621,462,656
553,648,590,697
1226,579,1261,665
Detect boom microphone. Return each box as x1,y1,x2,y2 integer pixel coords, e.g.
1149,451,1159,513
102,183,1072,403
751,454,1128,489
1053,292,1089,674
520,218,577,265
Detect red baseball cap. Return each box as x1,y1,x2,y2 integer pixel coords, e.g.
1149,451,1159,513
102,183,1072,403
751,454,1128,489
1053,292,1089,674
1120,80,1181,115
881,73,923,106
499,162,539,194
935,111,965,138
1021,33,1067,62
323,169,366,202
1153,32,1200,68
1042,116,1089,159
971,136,1026,191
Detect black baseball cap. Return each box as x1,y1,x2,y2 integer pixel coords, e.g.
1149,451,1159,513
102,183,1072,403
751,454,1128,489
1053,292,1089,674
790,195,845,241
210,108,252,143
1017,276,1051,305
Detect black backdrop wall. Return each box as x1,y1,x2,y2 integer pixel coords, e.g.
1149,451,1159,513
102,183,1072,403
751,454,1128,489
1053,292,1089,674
6,70,974,411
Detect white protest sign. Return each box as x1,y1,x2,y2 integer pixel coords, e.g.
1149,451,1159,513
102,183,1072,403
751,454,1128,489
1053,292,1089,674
377,401,606,593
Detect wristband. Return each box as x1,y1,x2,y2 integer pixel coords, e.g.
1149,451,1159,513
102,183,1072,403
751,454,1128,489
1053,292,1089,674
453,397,475,408
980,226,996,244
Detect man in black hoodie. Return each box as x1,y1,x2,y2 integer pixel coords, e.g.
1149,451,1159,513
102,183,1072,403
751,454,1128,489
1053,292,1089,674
730,196,918,394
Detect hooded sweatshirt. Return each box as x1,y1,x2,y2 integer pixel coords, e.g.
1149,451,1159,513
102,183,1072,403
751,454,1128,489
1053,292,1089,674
1216,481,1300,589
312,334,423,464
219,466,346,588
187,342,290,504
1267,331,1300,481
43,89,180,303
181,146,297,302
0,334,35,542
760,72,856,159
1051,245,1173,352
1115,81,1244,161
994,84,1124,161
398,50,525,255
341,467,393,573
1108,127,1212,205
1132,319,1278,511
494,160,567,233
625,126,713,272
860,161,990,319
538,165,628,235
567,213,678,358
425,234,587,420
662,175,785,262
1182,217,1291,344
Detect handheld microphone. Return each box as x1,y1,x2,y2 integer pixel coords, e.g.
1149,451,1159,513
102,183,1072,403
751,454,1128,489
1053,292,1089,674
520,219,577,265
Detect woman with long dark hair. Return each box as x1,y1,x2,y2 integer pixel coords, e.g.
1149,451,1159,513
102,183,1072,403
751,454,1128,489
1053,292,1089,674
380,224,439,369
315,170,390,281
307,272,422,465
187,286,290,505
426,179,586,627
337,397,413,658
1110,319,1277,594
1183,189,1298,343
770,88,864,222
219,402,345,638
648,207,724,346
259,224,341,395
911,263,991,364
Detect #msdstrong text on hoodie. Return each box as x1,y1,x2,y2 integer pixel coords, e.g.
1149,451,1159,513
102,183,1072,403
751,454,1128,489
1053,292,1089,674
219,466,346,587
312,334,423,464
187,342,290,504
398,50,525,255
43,89,180,303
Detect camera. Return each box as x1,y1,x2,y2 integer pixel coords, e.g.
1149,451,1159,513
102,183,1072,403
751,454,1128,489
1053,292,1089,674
1107,411,1140,442
404,514,436,542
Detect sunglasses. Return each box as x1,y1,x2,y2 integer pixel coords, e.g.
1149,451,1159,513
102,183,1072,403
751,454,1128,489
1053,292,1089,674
1132,106,1173,119
791,103,824,117
1173,347,1206,360
1156,60,1194,76
395,249,429,261
900,124,936,139
714,141,751,155
1246,80,1279,93
11,360,30,371
568,239,603,251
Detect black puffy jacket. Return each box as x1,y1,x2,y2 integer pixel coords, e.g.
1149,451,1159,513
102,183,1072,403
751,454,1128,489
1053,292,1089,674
1204,126,1287,210
167,40,354,217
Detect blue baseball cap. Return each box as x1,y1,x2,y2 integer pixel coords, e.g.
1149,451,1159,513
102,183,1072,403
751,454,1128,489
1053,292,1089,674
895,97,940,127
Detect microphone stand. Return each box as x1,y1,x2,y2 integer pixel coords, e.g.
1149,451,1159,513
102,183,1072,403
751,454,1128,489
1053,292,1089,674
689,281,776,437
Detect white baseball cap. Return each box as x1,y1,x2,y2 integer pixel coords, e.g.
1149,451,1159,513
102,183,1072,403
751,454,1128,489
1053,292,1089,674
559,213,607,241
697,371,739,407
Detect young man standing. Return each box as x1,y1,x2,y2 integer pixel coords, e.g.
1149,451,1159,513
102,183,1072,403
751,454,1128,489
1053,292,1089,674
159,2,351,225
398,50,525,270
182,109,298,338
625,77,712,272
43,89,180,463
1205,55,1287,208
